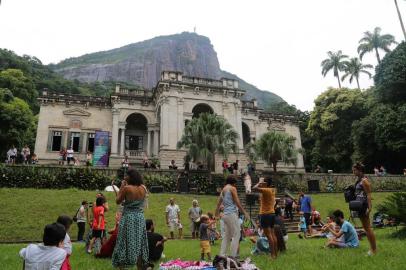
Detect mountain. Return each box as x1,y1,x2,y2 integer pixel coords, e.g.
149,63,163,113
50,32,284,108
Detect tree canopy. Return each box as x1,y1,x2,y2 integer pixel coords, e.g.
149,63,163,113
177,113,238,171
0,89,36,155
374,42,406,103
250,131,299,172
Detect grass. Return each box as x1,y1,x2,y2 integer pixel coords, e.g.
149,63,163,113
1,229,405,270
0,188,404,269
0,189,393,242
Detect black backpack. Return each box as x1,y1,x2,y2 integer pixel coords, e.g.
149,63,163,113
344,185,356,203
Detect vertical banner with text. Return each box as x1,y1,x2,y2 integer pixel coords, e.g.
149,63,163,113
93,131,110,167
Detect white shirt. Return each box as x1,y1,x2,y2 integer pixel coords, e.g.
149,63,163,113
19,243,66,270
166,204,180,220
62,233,72,255
66,149,74,158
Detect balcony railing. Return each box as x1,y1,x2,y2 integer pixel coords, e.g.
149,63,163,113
126,150,145,157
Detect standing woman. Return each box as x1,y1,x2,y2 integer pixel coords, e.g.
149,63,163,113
112,169,149,269
215,175,249,257
353,162,377,255
253,177,278,259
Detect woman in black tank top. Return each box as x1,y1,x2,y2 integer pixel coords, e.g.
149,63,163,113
352,162,377,255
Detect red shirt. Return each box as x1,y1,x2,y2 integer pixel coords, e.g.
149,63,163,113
92,206,105,230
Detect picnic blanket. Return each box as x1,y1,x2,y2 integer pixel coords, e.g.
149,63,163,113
159,258,259,270
159,259,215,270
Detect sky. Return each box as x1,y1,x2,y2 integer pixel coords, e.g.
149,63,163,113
0,0,404,111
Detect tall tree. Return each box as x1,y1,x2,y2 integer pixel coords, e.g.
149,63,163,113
374,42,406,103
321,51,348,88
394,0,406,41
251,131,299,172
0,89,36,155
357,27,397,64
177,113,238,171
341,58,373,89
307,88,367,172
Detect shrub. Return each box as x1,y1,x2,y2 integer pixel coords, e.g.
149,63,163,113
377,192,406,226
0,165,110,190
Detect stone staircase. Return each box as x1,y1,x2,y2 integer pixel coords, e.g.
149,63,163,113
236,176,301,233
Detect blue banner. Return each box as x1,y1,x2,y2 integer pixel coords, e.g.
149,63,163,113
93,131,110,167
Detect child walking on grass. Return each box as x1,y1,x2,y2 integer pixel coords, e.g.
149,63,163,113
199,215,215,261
298,211,307,239
88,196,106,254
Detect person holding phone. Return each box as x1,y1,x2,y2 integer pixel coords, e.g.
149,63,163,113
112,169,149,269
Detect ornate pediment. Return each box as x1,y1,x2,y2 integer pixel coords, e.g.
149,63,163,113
268,123,286,131
63,108,91,117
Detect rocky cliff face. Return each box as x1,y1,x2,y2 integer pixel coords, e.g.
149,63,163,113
52,32,283,107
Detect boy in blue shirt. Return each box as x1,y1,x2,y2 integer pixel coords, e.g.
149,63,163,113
327,209,359,248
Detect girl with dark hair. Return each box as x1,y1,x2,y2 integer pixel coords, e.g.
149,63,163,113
352,162,377,255
112,168,149,269
215,175,249,257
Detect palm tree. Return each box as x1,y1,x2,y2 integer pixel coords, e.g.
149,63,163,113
341,58,373,89
252,131,299,172
394,0,406,41
357,27,397,64
321,51,348,88
177,113,238,171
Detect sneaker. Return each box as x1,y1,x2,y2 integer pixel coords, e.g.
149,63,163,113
366,250,376,256
86,249,92,254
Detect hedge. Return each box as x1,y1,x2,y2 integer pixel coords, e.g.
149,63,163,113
0,165,216,193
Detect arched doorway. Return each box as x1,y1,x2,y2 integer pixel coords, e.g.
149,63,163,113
192,103,214,118
242,122,251,146
125,113,148,156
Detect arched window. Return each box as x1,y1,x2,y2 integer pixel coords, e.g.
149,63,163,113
192,103,214,118
242,122,251,146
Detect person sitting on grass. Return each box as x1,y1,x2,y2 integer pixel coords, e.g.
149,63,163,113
56,215,73,270
146,219,167,265
20,223,67,270
199,214,215,261
311,207,323,226
298,211,307,239
96,211,122,258
326,209,359,249
87,196,106,254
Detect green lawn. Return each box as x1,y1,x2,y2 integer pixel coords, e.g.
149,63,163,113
0,188,393,242
0,189,404,269
1,229,405,270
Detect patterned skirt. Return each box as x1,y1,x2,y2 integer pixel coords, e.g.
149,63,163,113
112,211,149,268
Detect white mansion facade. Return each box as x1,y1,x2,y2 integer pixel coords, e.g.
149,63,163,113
35,71,304,172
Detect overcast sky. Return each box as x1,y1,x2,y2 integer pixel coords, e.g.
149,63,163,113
0,0,404,111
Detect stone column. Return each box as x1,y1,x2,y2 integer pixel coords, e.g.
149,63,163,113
120,128,126,156
111,109,120,156
147,129,151,156
160,101,170,148
153,130,159,156
235,102,244,150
